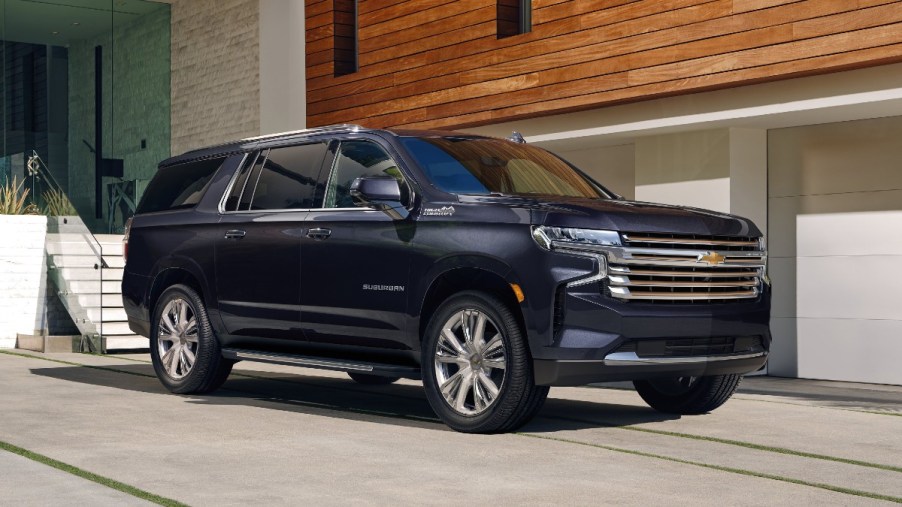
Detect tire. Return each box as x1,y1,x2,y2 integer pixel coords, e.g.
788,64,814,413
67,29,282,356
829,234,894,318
421,291,547,433
348,372,400,385
150,284,233,394
633,374,742,415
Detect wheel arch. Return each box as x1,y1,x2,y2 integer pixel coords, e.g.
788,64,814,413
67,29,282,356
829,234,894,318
146,257,212,321
416,257,532,346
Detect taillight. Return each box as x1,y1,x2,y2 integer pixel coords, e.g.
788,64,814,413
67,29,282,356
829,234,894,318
123,217,133,264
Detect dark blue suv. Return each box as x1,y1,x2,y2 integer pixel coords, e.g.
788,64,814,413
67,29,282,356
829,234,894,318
122,125,770,433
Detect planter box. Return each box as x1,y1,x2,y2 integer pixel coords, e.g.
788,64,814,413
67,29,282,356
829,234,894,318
0,215,48,348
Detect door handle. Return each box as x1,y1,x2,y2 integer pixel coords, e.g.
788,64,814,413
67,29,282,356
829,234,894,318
224,230,246,239
306,228,332,240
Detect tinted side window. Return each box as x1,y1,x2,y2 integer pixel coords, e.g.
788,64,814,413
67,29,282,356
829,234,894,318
323,140,408,208
248,143,328,210
138,157,225,214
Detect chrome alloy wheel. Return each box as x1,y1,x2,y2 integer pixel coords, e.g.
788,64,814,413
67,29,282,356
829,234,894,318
434,309,507,416
157,298,199,379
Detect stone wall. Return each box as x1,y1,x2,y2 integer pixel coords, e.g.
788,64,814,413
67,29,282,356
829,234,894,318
0,215,47,348
170,0,261,155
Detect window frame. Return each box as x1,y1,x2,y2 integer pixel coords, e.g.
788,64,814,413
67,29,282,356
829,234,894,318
137,155,229,215
319,138,414,212
217,141,330,214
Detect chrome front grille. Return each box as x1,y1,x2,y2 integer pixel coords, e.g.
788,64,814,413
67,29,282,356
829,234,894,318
605,233,766,302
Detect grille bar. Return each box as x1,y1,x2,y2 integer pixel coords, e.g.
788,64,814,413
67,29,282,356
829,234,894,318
608,287,759,300
609,266,761,278
607,276,758,288
622,234,758,248
607,232,766,302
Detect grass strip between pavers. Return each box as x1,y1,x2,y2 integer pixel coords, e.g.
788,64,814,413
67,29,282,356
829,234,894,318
519,433,902,504
619,425,902,473
0,440,187,507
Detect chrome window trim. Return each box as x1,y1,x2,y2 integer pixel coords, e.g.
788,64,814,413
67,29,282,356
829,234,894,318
219,207,381,215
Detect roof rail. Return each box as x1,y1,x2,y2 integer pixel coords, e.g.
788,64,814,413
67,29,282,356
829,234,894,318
240,124,367,143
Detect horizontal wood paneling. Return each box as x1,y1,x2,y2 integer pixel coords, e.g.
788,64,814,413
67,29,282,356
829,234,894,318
306,0,902,129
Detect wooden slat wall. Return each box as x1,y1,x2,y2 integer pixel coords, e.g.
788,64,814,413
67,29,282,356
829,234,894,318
306,0,902,129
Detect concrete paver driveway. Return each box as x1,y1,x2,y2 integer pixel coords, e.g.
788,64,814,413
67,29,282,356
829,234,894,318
0,350,899,506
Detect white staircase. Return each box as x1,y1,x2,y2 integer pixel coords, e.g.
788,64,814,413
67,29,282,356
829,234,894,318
45,219,148,352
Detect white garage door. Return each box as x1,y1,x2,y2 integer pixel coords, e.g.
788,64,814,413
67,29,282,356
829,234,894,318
768,116,902,385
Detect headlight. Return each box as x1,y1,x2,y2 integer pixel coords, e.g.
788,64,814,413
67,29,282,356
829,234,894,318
532,226,619,287
531,226,621,251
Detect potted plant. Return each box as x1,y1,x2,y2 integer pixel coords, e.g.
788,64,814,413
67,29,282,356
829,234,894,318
0,176,48,349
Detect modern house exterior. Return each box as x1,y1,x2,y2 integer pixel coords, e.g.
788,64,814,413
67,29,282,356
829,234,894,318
2,0,900,384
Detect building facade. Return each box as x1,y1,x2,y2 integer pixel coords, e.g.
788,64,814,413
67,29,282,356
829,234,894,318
302,0,902,386
2,0,900,384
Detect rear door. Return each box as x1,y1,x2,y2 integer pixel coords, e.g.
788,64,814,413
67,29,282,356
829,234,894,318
300,138,415,351
214,142,329,345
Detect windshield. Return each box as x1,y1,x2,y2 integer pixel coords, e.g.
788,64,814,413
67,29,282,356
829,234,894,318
400,137,609,199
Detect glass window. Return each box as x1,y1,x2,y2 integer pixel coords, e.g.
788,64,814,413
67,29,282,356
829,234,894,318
323,140,408,208
245,143,328,211
400,137,609,199
224,152,260,212
138,157,225,214
497,0,531,38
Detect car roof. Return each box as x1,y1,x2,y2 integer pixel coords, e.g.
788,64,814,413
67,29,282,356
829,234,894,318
158,125,494,168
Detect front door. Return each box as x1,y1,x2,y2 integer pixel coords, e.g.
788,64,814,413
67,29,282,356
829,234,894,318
300,139,414,350
215,142,329,344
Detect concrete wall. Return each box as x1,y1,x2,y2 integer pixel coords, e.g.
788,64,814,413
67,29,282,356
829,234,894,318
169,0,261,155
634,128,767,233
260,0,306,135
635,129,732,213
551,144,636,200
768,116,902,385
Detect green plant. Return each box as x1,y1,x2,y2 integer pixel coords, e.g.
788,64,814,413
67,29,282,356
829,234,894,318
0,176,30,215
42,188,77,216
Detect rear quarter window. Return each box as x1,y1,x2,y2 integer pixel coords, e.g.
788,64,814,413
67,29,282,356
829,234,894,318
138,157,226,214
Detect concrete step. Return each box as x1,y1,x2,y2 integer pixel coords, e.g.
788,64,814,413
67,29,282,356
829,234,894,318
102,268,124,281
53,267,102,282
45,242,99,256
104,336,148,351
86,308,127,322
102,257,125,268
71,294,124,307
47,253,122,268
100,322,135,335
45,233,123,250
63,280,122,294
49,254,103,269
101,280,122,294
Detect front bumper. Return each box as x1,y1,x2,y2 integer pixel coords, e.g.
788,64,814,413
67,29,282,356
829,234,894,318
535,350,768,386
532,285,771,386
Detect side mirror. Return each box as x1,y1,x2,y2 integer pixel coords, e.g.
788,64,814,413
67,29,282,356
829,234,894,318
349,177,409,220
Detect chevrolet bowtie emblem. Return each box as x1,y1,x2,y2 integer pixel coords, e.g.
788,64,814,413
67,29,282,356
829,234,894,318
697,251,726,266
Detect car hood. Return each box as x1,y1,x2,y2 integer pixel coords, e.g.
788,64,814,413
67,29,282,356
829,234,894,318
458,195,762,237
